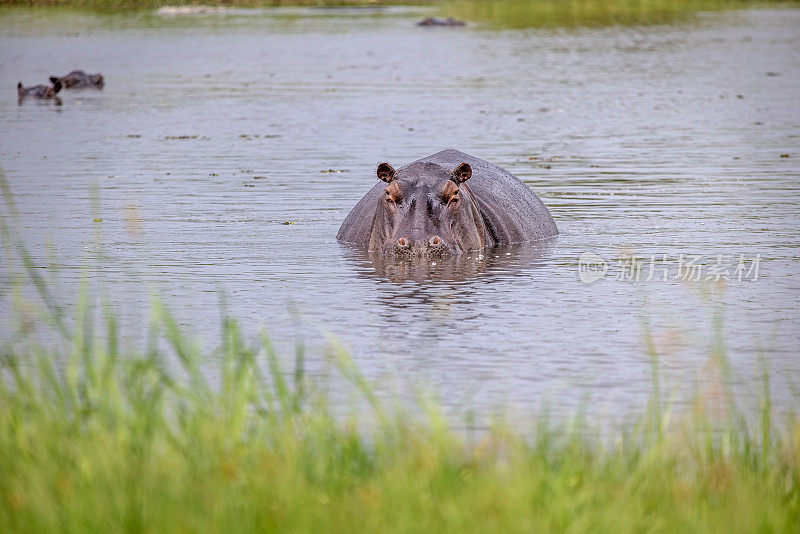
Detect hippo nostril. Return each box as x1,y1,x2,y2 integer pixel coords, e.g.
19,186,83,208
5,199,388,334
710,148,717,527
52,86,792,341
397,237,409,248
429,236,442,247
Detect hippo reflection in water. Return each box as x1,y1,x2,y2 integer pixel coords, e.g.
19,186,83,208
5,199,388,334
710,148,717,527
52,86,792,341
337,150,558,257
345,241,556,284
49,70,104,89
17,80,62,100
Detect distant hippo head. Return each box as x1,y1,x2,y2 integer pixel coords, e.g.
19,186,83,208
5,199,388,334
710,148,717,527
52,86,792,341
17,80,62,100
368,161,486,257
49,70,104,89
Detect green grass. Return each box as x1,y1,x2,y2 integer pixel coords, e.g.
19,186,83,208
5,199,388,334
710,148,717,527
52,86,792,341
1,0,798,29
1,238,799,531
443,0,800,28
1,301,799,532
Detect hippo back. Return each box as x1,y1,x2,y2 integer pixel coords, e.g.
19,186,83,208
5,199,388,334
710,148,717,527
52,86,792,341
412,149,557,244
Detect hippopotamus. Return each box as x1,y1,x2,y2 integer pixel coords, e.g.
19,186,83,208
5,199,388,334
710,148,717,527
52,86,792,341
417,17,466,27
49,70,104,89
337,149,558,257
17,80,62,100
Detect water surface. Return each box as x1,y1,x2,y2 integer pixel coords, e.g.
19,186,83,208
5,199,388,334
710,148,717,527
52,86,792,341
1,7,798,422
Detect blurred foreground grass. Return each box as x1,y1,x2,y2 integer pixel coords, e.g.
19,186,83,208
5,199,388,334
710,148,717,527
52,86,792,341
0,0,798,29
1,189,799,532
2,298,799,532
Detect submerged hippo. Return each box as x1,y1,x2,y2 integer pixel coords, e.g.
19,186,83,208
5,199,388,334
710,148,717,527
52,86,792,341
49,70,104,89
337,149,558,256
17,80,62,100
417,17,466,27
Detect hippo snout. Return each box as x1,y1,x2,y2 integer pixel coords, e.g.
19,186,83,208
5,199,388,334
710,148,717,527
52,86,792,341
393,235,448,256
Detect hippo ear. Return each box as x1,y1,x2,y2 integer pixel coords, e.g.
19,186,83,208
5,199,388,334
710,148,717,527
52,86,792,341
52,80,62,93
377,162,396,183
452,162,472,184
49,76,59,84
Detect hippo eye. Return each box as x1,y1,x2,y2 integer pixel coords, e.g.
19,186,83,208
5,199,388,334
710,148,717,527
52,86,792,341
446,193,459,205
385,190,396,204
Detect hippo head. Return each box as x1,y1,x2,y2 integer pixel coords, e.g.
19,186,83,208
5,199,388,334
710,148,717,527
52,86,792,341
90,73,104,86
368,161,487,257
41,79,62,95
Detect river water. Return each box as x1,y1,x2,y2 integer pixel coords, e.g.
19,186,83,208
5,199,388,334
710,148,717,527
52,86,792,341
1,7,798,423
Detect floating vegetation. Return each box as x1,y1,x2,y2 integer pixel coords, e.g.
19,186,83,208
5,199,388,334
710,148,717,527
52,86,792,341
238,134,282,139
528,155,571,161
